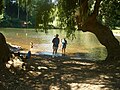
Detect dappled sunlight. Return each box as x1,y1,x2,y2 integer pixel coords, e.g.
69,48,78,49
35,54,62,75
99,75,110,79
0,0,120,88
68,83,107,90
61,74,76,81
63,60,94,66
50,85,59,90
1,54,120,89
27,71,41,77
37,66,48,70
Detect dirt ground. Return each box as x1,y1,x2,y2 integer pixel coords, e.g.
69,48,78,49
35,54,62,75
0,54,120,90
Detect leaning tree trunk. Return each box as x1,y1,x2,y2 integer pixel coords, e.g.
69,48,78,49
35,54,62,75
87,19,120,61
76,0,120,61
77,14,120,61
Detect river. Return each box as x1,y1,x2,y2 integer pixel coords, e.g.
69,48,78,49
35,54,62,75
1,28,120,60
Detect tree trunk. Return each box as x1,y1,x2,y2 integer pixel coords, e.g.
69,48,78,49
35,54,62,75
0,33,11,68
75,0,120,61
80,16,120,61
93,23,120,61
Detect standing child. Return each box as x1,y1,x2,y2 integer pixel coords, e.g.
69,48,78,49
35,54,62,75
27,42,33,60
30,42,33,50
61,38,67,55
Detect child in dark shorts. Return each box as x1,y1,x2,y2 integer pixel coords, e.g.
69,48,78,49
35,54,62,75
61,38,67,55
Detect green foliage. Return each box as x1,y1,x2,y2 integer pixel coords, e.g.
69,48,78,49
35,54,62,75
58,0,77,15
57,0,78,38
35,0,54,31
0,0,3,14
2,0,36,28
19,0,33,15
19,0,32,7
99,0,120,28
57,0,120,35
1,0,120,31
0,15,23,28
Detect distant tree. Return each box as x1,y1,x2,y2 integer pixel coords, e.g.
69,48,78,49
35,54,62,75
35,0,54,32
1,0,34,27
17,0,37,27
5,1,19,18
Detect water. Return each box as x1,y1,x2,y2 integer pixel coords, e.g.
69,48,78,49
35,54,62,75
2,28,119,60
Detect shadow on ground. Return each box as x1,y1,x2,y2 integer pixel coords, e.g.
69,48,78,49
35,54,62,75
0,53,120,90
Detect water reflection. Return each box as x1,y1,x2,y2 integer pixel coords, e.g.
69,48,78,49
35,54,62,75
0,28,110,60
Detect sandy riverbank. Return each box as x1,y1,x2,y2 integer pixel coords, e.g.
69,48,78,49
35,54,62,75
1,38,120,90
1,53,120,90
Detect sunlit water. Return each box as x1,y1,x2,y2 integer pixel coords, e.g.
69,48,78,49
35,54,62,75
0,28,120,60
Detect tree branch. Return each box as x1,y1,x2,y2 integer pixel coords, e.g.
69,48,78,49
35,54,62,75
92,0,101,18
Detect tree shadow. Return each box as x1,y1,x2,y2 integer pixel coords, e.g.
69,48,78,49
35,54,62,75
0,52,120,90
94,61,120,90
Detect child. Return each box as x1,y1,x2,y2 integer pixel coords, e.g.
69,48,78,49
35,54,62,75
61,38,67,55
26,51,31,60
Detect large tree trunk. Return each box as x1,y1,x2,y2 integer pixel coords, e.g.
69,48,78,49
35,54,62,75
89,21,120,61
78,15,120,61
76,0,120,61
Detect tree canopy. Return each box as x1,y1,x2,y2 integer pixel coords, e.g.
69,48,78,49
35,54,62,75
99,0,120,28
57,0,120,29
0,0,120,29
